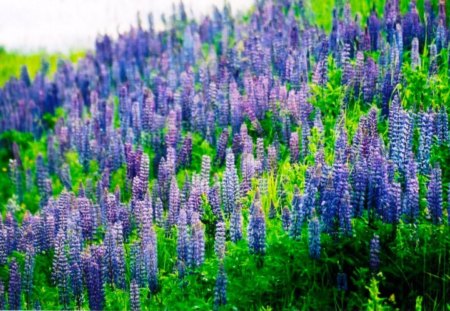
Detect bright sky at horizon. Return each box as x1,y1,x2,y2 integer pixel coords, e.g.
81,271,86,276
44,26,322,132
0,0,253,53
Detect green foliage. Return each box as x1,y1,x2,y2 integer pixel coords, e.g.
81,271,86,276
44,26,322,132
0,47,85,87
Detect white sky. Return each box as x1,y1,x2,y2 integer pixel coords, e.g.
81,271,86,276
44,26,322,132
0,0,253,53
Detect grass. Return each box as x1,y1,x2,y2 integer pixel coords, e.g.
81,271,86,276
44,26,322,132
0,46,85,87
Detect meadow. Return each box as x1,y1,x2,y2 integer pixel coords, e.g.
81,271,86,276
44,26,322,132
0,0,449,310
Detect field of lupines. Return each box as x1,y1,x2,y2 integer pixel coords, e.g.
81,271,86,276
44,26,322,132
0,0,449,309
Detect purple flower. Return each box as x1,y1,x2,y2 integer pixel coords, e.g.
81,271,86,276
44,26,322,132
248,196,266,255
403,157,419,223
368,8,381,51
9,258,22,310
177,133,192,169
427,166,443,224
436,106,449,146
167,177,180,228
23,247,35,307
82,247,105,311
0,280,5,310
418,112,434,175
308,218,321,259
282,207,291,232
214,262,227,308
289,187,303,240
215,221,226,259
215,129,230,166
208,180,223,220
385,181,401,224
223,149,239,216
369,235,380,272
130,279,141,311
77,197,94,241
190,212,205,268
177,209,189,277
70,261,83,308
52,229,70,308
230,202,242,243
289,132,300,163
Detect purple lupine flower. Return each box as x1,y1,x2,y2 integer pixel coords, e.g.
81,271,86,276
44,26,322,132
418,111,434,175
177,133,193,170
130,279,141,311
248,196,266,255
282,207,291,232
157,157,172,206
113,222,126,289
363,57,378,103
70,260,83,308
267,145,278,173
308,218,321,260
77,197,94,241
223,148,239,216
341,43,353,85
142,238,158,293
0,224,6,265
153,197,164,226
368,8,381,51
167,176,180,228
23,247,35,308
52,229,70,308
215,129,229,166
368,147,388,217
241,153,256,196
130,242,145,287
403,157,419,223
138,153,150,198
339,191,353,235
230,202,242,243
59,164,72,191
215,221,226,259
200,155,211,195
389,96,413,172
427,166,443,224
104,224,115,285
289,187,303,239
436,20,447,52
106,193,119,225
232,133,242,156
190,212,205,268
9,258,22,310
386,181,402,224
214,262,227,308
289,132,300,163
333,162,353,235
369,235,380,272
0,280,5,310
5,212,18,254
82,247,105,311
208,179,223,220
436,106,449,146
403,0,423,47
177,209,189,277
351,156,368,217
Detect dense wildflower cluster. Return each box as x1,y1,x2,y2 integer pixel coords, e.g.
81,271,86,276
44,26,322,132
0,0,449,309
